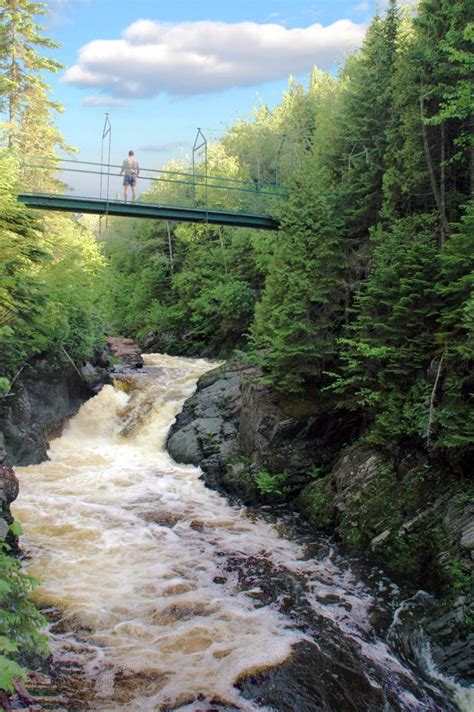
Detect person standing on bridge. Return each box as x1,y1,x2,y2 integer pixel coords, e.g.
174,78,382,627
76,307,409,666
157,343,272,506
120,150,140,202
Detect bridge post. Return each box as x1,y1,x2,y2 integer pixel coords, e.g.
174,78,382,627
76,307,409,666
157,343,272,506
192,128,207,209
99,113,112,233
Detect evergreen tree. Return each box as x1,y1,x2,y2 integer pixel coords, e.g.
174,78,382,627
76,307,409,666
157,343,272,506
332,215,440,441
384,0,472,241
336,0,401,239
252,158,345,394
0,0,64,153
433,201,474,463
0,152,47,387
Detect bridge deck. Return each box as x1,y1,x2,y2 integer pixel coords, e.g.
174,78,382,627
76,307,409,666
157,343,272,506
17,193,279,230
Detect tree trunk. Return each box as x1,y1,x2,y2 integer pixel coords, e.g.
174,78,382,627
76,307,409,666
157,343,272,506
419,97,451,243
440,121,446,249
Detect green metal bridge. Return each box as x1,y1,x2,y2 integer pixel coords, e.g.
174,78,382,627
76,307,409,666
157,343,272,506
17,152,286,231
18,192,280,230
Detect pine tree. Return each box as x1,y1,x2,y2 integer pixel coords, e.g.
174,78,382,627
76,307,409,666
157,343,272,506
0,0,64,152
252,157,346,394
336,0,401,239
333,215,440,439
384,0,472,241
432,201,474,463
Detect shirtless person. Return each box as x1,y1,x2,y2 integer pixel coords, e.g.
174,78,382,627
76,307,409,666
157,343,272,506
120,150,140,202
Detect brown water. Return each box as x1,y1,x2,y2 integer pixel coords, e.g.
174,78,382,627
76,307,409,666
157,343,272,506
13,354,473,711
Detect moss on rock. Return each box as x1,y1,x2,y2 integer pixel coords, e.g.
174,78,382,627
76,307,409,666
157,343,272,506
298,476,336,530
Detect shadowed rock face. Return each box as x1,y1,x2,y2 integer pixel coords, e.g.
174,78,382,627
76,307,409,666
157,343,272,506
167,362,474,686
238,372,355,474
0,338,146,467
0,365,93,466
0,345,116,466
167,363,355,499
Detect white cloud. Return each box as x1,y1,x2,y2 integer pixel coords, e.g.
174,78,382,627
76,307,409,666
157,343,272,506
139,141,190,152
63,18,367,99
82,96,128,107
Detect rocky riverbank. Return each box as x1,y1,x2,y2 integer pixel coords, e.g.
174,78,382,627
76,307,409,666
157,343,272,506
0,337,144,712
0,337,145,552
167,362,474,685
0,354,107,468
0,338,144,468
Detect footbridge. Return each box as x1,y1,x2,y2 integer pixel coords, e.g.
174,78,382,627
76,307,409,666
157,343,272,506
17,155,285,231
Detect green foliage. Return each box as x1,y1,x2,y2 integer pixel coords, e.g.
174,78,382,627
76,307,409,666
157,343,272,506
7,522,22,538
444,558,473,594
0,152,106,383
331,214,441,439
0,655,26,694
0,541,49,694
252,159,346,393
0,0,70,160
99,0,472,467
255,468,289,497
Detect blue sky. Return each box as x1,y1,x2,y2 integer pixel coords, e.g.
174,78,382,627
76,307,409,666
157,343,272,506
39,0,380,193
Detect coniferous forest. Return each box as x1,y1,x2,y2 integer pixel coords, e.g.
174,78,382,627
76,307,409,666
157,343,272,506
0,0,473,703
99,0,473,468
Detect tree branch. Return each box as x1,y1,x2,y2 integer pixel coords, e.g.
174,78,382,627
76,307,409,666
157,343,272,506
425,352,444,448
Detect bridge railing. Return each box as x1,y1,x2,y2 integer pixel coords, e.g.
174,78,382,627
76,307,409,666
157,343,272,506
19,156,287,216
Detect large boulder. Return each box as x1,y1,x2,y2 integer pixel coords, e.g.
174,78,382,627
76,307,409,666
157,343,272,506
168,365,355,501
239,371,355,474
167,363,243,489
106,337,144,368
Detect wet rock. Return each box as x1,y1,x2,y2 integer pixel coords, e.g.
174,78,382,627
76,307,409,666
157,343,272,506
141,511,180,527
315,593,343,604
0,464,19,504
167,363,243,484
106,337,144,368
236,640,442,712
213,576,227,584
79,361,110,394
167,425,203,464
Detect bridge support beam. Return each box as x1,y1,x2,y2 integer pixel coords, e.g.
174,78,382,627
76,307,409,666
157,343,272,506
17,194,279,231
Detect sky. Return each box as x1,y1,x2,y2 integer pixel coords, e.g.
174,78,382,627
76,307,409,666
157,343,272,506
38,0,382,195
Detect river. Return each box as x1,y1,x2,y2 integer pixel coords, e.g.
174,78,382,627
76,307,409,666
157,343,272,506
13,354,473,711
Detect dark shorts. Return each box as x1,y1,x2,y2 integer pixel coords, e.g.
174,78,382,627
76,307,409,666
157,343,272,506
123,174,137,186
